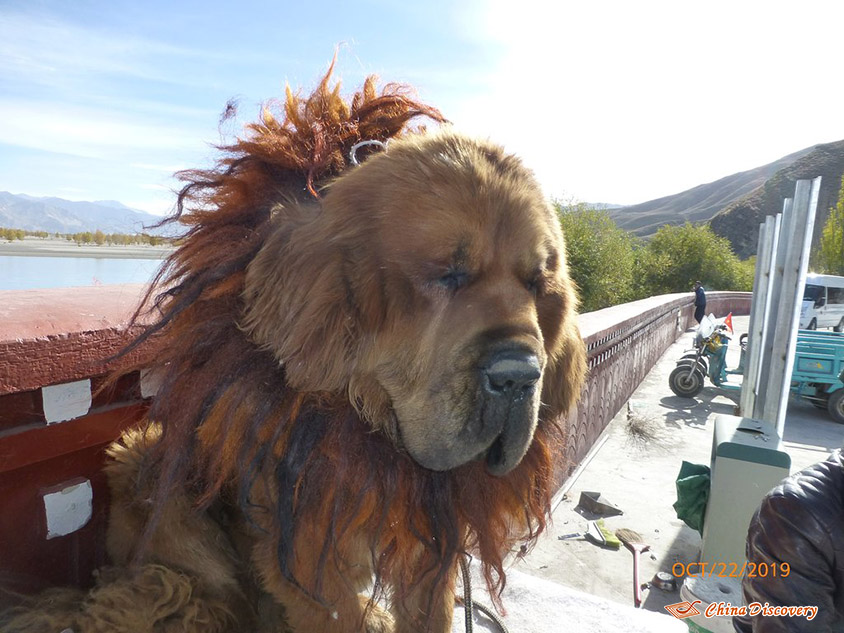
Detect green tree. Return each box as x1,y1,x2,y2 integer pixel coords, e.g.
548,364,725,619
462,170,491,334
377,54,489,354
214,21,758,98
638,223,753,295
555,201,639,312
817,175,844,275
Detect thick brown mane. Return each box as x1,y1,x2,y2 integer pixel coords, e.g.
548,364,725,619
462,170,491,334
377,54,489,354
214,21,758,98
120,65,567,616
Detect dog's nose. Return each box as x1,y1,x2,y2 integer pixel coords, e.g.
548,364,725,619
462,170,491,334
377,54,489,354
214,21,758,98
482,350,541,400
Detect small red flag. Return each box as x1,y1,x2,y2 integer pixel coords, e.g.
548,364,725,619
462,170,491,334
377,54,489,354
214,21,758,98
723,312,734,333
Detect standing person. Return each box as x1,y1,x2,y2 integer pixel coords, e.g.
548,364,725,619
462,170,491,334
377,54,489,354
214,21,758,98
693,281,707,324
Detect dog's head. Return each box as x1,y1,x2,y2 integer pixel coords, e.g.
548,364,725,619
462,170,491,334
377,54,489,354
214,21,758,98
243,130,585,475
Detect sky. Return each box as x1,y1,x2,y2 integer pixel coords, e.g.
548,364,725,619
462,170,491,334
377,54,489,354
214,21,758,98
1,0,843,215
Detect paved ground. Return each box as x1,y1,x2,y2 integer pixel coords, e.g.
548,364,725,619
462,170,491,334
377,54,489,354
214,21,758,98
513,315,844,615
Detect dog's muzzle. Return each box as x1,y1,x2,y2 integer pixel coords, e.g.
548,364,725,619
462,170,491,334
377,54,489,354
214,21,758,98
480,349,542,476
482,350,541,401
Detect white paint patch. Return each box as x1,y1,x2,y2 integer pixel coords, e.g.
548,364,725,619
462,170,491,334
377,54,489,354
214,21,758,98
43,479,93,539
42,379,92,424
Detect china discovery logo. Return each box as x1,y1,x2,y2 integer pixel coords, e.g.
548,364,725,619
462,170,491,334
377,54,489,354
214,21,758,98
664,600,702,619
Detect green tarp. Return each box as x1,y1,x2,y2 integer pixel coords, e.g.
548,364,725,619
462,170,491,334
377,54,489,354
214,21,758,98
673,461,710,535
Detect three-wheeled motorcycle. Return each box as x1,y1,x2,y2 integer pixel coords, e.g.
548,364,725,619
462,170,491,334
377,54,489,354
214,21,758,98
668,314,745,398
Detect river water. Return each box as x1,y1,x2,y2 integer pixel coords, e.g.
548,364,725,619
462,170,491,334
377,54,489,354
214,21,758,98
0,255,164,291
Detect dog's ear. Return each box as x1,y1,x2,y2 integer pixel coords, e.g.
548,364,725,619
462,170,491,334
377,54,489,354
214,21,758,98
242,210,361,392
541,322,587,422
538,267,588,423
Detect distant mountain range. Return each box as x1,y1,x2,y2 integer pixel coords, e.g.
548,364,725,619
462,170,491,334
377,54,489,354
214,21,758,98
5,139,844,258
0,192,172,236
605,147,814,235
607,140,844,258
710,140,844,258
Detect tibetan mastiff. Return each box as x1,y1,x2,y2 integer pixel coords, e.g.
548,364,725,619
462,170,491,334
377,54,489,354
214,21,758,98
3,68,586,633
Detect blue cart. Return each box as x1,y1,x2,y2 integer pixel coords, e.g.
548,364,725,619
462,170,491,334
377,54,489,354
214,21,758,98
791,329,844,423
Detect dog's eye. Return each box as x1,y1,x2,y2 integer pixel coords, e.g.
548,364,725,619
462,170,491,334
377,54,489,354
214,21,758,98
526,272,545,296
437,270,469,292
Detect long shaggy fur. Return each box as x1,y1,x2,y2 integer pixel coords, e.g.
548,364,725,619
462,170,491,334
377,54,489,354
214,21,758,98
1,564,237,633
5,64,586,633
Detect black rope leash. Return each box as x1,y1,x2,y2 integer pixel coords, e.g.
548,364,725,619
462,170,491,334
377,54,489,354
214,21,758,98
458,555,510,633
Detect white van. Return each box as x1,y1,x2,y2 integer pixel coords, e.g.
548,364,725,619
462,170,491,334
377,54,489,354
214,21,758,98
800,274,844,330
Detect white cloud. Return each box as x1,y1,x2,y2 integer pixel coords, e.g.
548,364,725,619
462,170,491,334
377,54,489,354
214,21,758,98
132,163,189,173
0,99,205,159
446,0,844,204
0,10,239,89
123,197,174,216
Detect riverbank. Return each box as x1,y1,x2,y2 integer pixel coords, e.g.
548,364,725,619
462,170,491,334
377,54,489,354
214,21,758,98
0,237,173,259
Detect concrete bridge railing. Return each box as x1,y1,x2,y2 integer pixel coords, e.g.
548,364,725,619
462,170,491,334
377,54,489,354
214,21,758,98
0,286,751,591
566,291,752,480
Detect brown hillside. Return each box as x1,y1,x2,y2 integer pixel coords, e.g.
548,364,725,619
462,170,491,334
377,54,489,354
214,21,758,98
709,140,844,258
606,147,812,235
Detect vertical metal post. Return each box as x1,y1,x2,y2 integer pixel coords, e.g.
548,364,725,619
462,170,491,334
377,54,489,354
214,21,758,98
772,178,821,435
757,179,821,431
740,216,775,415
752,213,783,420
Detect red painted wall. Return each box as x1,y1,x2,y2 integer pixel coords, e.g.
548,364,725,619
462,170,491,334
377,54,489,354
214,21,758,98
0,286,152,592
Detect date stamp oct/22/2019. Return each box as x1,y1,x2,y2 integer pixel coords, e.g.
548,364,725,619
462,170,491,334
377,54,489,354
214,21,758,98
671,561,790,579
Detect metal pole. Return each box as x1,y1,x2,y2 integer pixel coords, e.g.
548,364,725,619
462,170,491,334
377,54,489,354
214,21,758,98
753,213,783,420
740,216,774,415
759,199,795,423
757,180,820,429
772,178,821,436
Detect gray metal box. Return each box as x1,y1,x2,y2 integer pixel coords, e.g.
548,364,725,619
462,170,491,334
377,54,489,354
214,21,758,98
700,414,791,568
